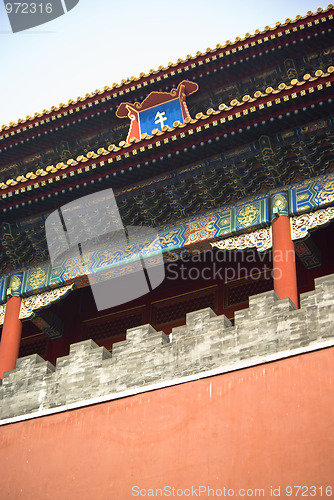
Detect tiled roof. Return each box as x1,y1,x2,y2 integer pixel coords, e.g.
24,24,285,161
0,5,332,136
1,65,333,196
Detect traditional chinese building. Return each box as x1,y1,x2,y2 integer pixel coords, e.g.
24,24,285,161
0,6,333,498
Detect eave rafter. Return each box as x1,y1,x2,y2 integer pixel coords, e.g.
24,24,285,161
1,66,333,207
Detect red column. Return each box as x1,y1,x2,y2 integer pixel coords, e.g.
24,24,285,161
271,215,298,309
0,296,22,379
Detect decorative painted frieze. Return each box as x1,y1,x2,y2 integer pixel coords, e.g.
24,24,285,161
0,172,334,303
289,174,334,215
19,284,74,320
211,227,272,252
7,273,23,297
271,192,289,220
0,284,74,328
291,206,334,240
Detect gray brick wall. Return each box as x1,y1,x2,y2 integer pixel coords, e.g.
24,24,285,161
1,273,334,422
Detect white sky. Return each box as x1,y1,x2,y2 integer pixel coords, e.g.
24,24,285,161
0,0,330,127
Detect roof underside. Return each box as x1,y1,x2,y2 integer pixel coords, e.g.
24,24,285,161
0,6,333,274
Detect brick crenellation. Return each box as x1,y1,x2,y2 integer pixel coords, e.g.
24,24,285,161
1,273,333,422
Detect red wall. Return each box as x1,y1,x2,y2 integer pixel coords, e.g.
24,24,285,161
0,348,333,499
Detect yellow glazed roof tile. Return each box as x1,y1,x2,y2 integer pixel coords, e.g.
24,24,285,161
0,5,332,134
0,65,333,194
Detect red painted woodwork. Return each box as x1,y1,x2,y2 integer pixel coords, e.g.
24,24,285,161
0,348,333,499
272,215,299,308
18,220,334,365
0,296,22,379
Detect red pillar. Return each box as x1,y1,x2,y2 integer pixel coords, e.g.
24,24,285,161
0,296,22,379
271,215,298,309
